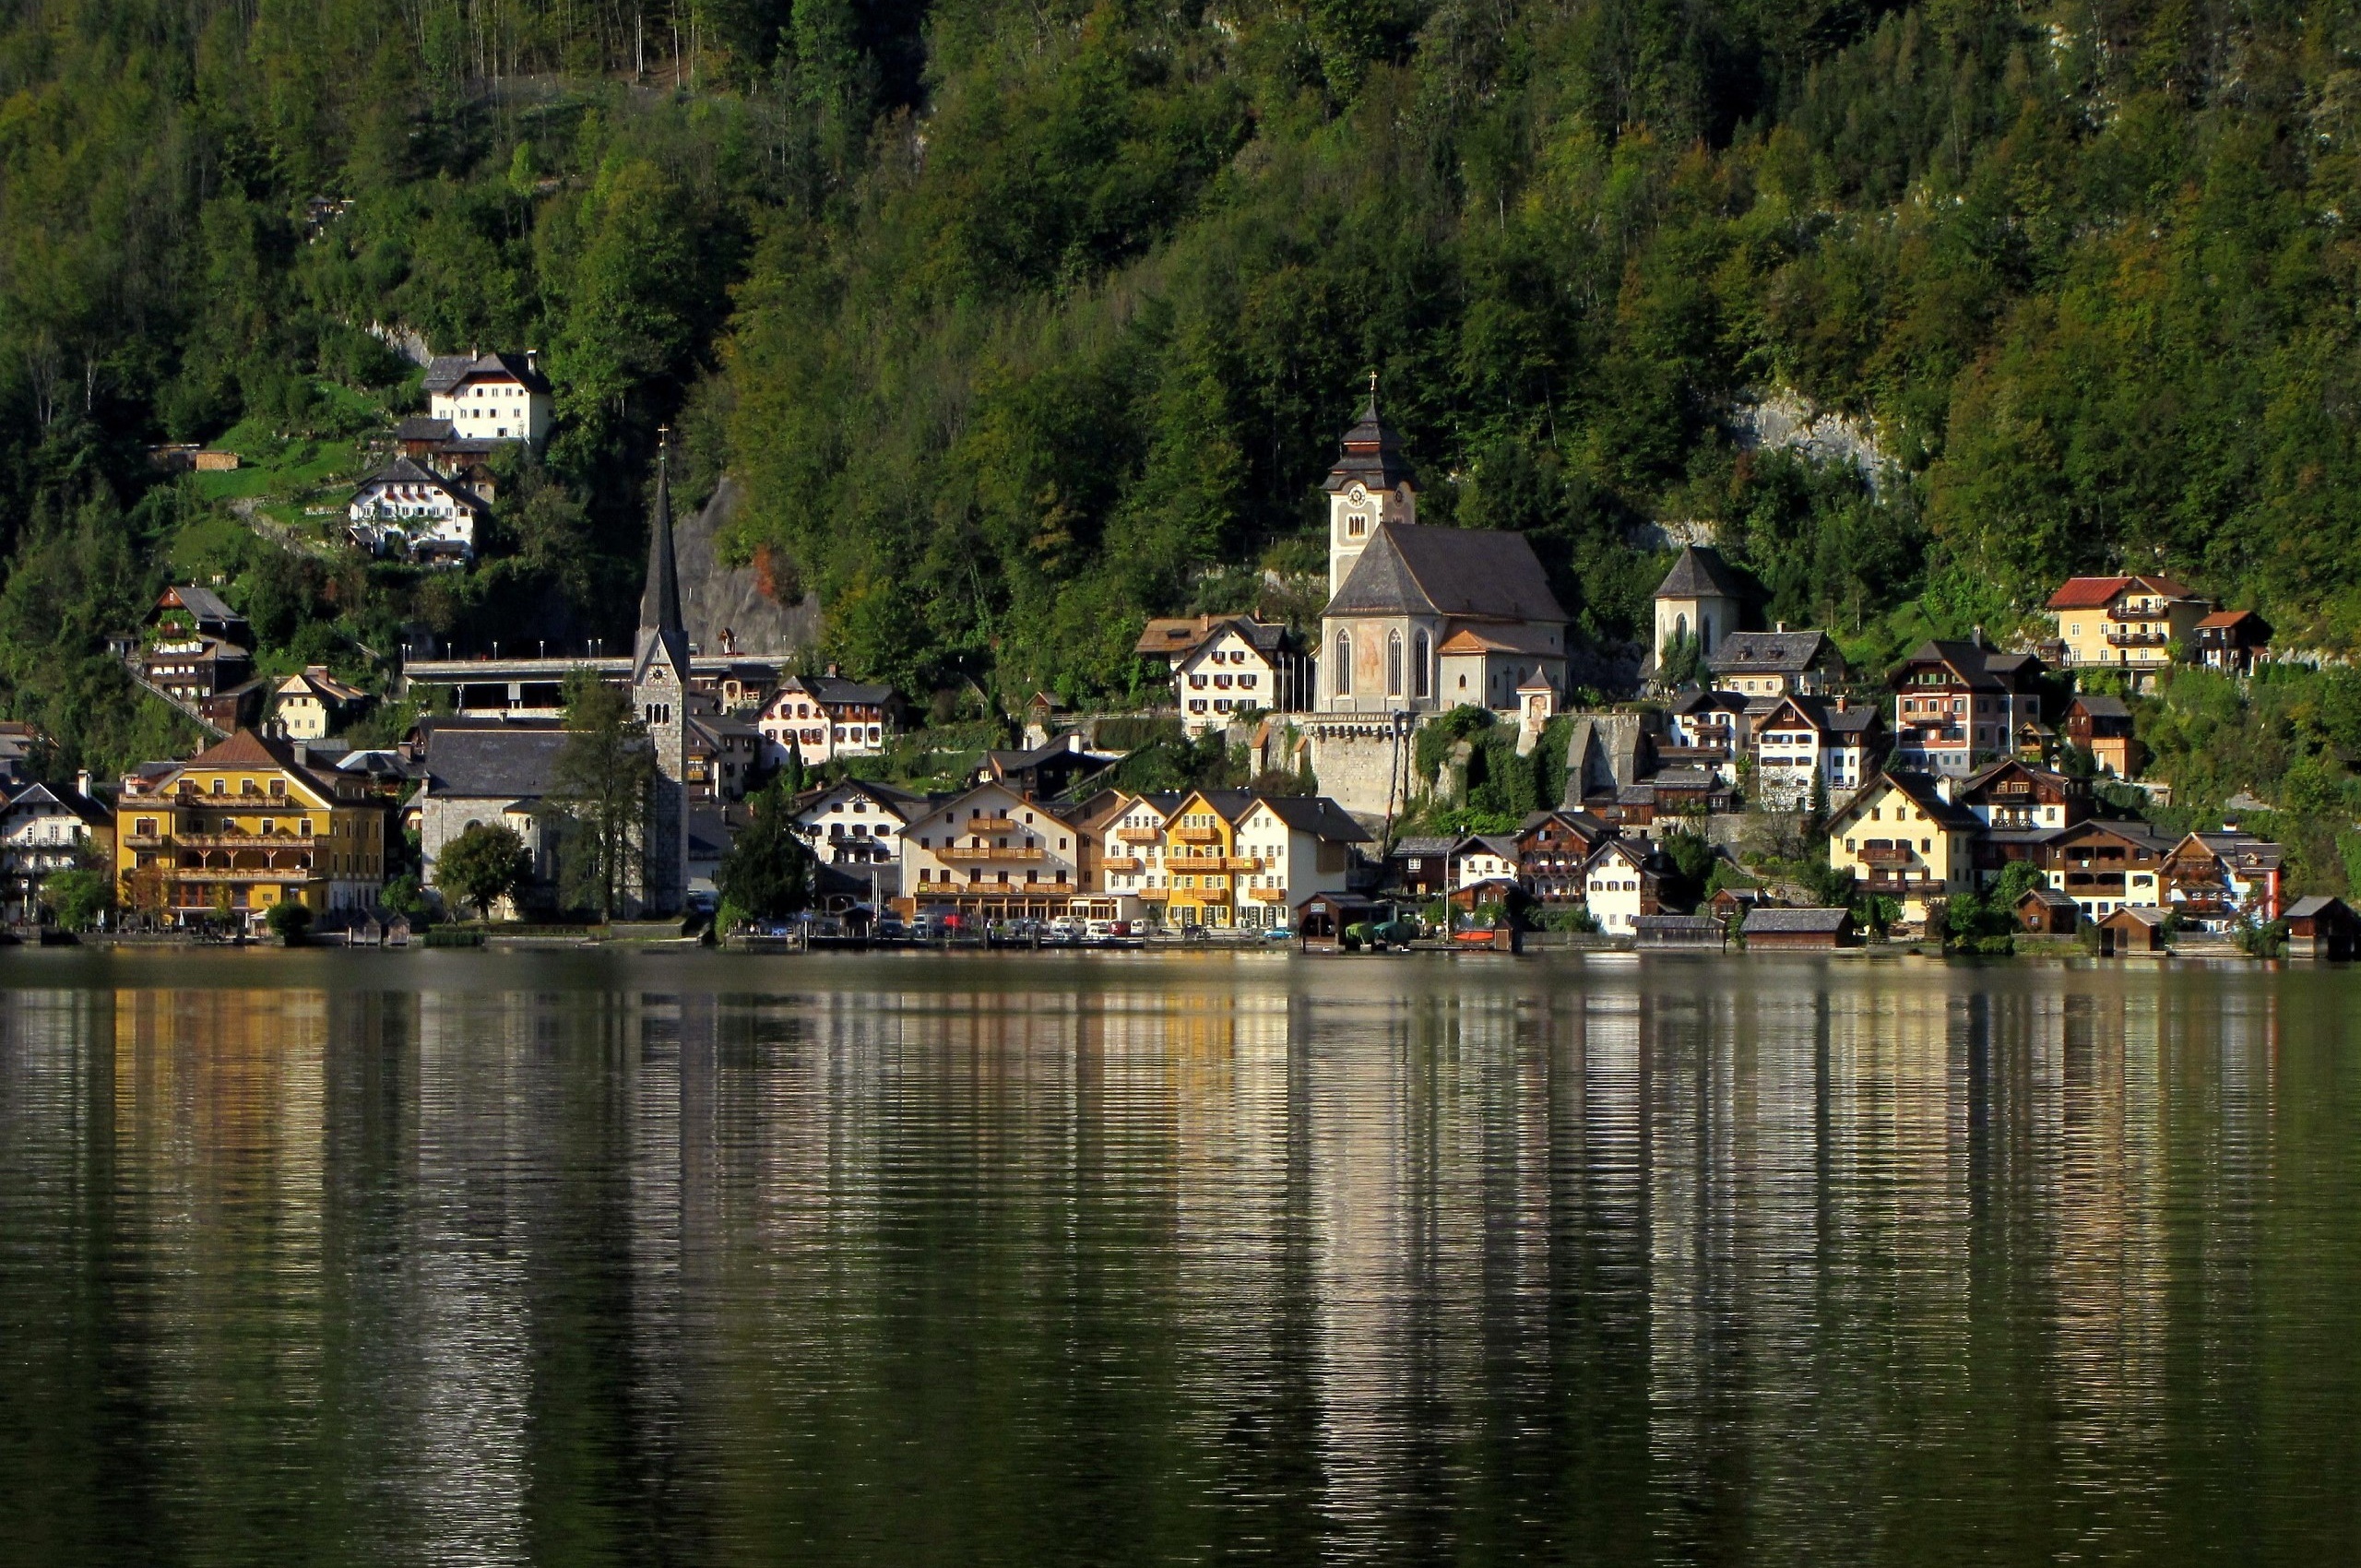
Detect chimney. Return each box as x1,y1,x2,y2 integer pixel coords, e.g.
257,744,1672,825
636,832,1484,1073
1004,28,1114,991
1972,624,1986,648
292,742,309,768
1776,620,1786,633
525,348,538,374
1935,775,1957,804
825,662,839,678
1834,695,1847,713
76,768,91,800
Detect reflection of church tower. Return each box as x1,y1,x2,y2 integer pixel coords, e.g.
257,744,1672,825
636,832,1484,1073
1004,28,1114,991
1323,376,1418,597
632,439,691,915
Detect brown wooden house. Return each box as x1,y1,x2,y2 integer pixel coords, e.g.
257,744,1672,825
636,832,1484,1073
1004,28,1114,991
2284,896,2359,961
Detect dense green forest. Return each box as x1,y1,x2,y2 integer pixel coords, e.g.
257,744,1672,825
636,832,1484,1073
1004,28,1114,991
8,0,2361,781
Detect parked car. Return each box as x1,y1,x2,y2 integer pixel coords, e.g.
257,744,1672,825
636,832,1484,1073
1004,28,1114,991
874,915,908,942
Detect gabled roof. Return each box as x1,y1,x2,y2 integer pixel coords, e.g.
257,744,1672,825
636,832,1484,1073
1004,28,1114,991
2286,895,2352,920
277,666,368,705
1245,794,1370,841
1178,618,1287,662
2069,693,2133,719
1743,907,1853,934
1706,629,1835,675
1669,688,1748,717
351,456,490,515
777,672,896,707
1451,832,1523,861
423,350,552,397
424,727,574,799
2101,904,2170,927
153,729,345,802
2018,885,2078,909
1832,769,1982,833
157,584,243,625
1134,615,1223,659
1,780,111,828
1390,835,1458,858
1515,808,1613,845
1891,639,2041,693
2046,574,2200,610
1654,544,1746,600
392,415,456,442
2196,608,2272,634
1324,524,1568,624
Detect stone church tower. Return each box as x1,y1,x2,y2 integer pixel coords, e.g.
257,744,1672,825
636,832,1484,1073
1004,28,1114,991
1325,377,1420,597
631,441,692,916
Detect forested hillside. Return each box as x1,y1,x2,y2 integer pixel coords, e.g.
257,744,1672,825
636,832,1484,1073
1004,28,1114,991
6,0,2361,765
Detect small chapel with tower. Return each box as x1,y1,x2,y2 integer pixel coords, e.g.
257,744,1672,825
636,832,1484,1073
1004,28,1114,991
630,436,691,916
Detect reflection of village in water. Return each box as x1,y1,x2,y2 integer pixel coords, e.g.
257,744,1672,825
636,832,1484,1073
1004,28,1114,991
0,959,2324,1559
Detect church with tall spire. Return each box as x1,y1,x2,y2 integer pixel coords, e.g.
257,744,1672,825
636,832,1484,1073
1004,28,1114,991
631,435,691,915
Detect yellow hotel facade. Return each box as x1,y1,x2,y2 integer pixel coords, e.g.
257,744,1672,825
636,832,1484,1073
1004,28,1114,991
115,729,386,932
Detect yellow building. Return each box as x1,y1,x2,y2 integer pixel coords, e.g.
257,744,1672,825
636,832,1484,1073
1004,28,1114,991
114,729,386,932
1826,769,1981,932
2045,575,2211,685
1159,790,1250,928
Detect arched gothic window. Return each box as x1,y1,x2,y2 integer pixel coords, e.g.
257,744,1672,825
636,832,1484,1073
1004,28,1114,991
1412,630,1430,699
1335,632,1352,696
1386,630,1403,696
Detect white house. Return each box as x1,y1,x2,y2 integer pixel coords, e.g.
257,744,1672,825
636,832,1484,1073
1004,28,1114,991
756,671,897,765
1449,833,1523,890
1,775,110,921
795,779,929,897
1171,618,1289,736
423,350,554,445
1090,790,1180,923
347,457,488,563
1706,629,1845,698
1581,837,1666,933
1228,794,1367,930
1750,694,1883,809
271,667,369,741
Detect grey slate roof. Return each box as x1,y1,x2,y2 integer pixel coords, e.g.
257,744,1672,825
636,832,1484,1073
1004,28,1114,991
1252,794,1370,840
1391,835,1458,859
2071,694,2134,719
1654,544,1747,600
2286,895,2350,920
1324,524,1569,623
423,350,552,397
424,727,575,799
2019,885,2078,909
160,584,243,625
1707,629,1833,674
1744,907,1854,934
352,456,490,513
795,674,897,707
393,415,456,442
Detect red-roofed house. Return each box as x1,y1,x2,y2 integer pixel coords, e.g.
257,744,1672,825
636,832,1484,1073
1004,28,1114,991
2192,609,2272,675
2046,575,2213,687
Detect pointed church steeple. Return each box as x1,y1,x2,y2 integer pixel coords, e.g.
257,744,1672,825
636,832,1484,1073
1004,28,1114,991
632,432,692,686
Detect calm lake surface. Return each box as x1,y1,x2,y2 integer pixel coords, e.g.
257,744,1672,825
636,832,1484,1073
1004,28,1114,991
2,949,2356,1566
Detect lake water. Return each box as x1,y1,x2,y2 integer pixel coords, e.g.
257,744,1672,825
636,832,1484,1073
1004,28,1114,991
1,948,2356,1565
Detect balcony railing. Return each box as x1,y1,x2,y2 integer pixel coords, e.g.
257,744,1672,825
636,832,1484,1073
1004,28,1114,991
938,845,1042,863
1249,887,1288,903
2106,629,2168,647
1172,825,1221,843
1101,856,1145,873
1116,827,1160,844
1137,885,1171,899
966,815,1019,833
1858,845,1916,867
173,831,318,849
1857,872,1940,895
1214,855,1262,873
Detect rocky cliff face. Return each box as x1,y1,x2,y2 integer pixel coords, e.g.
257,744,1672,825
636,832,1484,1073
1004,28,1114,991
676,475,822,657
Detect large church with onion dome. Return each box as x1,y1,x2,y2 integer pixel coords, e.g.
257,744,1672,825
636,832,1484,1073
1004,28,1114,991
1315,386,1569,717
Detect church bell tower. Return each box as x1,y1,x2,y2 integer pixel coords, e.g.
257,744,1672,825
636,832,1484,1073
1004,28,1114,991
631,434,692,916
1323,374,1419,598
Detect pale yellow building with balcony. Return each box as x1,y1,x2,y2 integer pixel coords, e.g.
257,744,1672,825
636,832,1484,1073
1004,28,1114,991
898,781,1084,920
1826,769,1982,932
114,729,385,932
2046,575,2212,686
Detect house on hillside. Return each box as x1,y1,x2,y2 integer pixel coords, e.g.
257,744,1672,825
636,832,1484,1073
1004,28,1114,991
1317,391,1567,714
1165,617,1293,736
2193,609,2272,675
2162,830,2284,930
1750,693,1883,808
1888,636,2047,776
1707,628,1845,698
2039,819,2174,922
272,667,370,741
900,783,1086,922
2284,896,2359,960
0,775,113,923
347,457,489,564
794,778,931,897
1515,809,1617,910
422,350,553,445
1580,837,1670,934
2046,575,2213,688
754,669,899,766
2061,693,2142,778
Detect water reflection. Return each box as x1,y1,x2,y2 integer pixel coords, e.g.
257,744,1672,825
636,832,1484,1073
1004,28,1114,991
0,953,2355,1565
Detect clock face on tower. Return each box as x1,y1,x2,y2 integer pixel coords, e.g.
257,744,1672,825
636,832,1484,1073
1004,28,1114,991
1348,484,1366,505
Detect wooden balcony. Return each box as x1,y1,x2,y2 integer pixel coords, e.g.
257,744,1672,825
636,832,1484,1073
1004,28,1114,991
1137,885,1171,899
938,844,1041,863
1116,827,1160,844
1172,825,1221,843
1100,856,1145,873
2106,629,2168,647
174,831,317,849
967,815,1019,833
1858,845,1916,867
1857,872,1940,896
1249,886,1289,903
1214,855,1262,873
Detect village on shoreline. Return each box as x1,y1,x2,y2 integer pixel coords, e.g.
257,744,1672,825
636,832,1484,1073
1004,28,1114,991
6,385,2358,965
